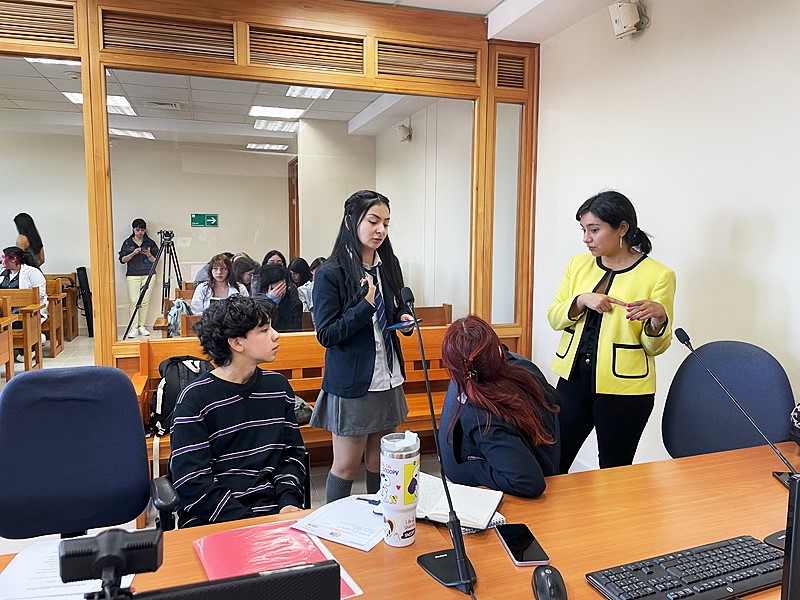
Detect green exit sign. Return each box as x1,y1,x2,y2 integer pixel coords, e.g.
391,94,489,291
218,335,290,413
191,213,218,227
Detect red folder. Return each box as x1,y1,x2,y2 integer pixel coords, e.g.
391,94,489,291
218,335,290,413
193,520,359,598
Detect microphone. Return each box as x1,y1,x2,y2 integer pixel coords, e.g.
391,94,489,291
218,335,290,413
673,328,796,475
400,286,476,596
675,328,800,598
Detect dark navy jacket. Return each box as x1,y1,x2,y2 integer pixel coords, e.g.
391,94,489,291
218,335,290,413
438,351,561,498
312,262,410,398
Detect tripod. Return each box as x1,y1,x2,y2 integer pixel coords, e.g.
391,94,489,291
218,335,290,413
123,230,183,339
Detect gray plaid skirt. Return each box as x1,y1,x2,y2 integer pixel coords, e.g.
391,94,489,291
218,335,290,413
309,386,408,436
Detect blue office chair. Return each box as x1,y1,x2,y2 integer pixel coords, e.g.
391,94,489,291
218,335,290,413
663,340,794,458
0,366,175,539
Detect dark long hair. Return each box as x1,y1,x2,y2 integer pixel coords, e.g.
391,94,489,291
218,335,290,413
288,257,312,287
576,191,652,254
441,315,557,446
320,190,405,302
13,213,43,255
262,249,287,267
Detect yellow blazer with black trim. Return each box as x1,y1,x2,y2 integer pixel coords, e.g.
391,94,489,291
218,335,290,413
547,253,676,395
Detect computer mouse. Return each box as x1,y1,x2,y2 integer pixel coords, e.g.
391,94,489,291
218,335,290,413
532,565,568,600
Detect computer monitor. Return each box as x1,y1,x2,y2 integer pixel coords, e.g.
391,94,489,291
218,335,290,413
134,560,340,600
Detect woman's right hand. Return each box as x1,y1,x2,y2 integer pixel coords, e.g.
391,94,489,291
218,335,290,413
576,293,626,314
267,280,287,300
362,276,376,306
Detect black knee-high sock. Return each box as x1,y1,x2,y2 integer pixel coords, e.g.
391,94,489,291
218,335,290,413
326,471,353,503
366,470,381,494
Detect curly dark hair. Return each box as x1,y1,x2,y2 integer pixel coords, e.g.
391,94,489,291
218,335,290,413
193,295,275,366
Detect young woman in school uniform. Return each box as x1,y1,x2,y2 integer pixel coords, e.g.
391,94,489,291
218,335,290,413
548,191,675,472
190,254,248,316
439,315,560,498
310,190,415,503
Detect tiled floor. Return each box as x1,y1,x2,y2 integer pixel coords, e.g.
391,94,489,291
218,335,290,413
0,336,443,556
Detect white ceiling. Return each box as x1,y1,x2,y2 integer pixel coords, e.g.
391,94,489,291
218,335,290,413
0,1,608,147
349,0,610,43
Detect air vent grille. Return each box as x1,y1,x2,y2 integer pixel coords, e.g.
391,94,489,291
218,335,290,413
249,28,364,74
102,12,235,61
141,101,182,110
0,0,75,46
496,54,527,89
377,41,477,82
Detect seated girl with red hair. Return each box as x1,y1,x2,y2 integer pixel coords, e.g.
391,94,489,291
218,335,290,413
439,315,561,498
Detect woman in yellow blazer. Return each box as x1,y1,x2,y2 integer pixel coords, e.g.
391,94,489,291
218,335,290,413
548,191,675,472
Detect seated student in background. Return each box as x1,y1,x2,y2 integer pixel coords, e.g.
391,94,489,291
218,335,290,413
169,295,306,528
233,256,259,291
262,249,287,268
439,315,560,498
252,263,302,331
297,256,326,319
193,251,233,285
191,253,248,315
288,257,312,288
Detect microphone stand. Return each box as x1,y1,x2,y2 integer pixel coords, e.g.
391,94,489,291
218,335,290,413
675,329,799,599
402,290,476,596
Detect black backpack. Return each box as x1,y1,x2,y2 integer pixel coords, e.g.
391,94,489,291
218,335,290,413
149,355,213,436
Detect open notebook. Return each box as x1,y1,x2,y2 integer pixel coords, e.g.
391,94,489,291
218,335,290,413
416,472,503,530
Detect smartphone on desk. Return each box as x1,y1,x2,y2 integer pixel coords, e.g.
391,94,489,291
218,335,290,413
496,523,550,566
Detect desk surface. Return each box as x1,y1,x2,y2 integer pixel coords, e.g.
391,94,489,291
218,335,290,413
2,443,797,599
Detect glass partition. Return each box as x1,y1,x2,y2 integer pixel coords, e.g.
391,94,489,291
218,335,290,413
0,55,89,290
106,69,474,340
491,102,522,324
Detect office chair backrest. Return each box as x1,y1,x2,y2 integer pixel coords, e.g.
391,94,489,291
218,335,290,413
0,366,151,538
663,340,794,458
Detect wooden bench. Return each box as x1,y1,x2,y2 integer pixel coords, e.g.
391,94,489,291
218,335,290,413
0,289,44,371
127,325,452,468
0,297,17,381
44,273,79,341
44,280,66,358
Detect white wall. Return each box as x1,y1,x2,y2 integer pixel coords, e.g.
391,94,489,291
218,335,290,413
534,0,800,469
297,119,376,261
376,99,473,318
109,139,290,332
0,132,89,274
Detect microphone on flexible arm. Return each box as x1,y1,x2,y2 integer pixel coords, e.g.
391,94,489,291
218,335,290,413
400,287,477,597
675,328,800,599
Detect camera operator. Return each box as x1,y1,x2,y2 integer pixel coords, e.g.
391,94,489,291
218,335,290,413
118,218,158,338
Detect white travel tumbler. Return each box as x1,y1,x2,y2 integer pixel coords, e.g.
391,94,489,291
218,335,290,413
379,430,420,547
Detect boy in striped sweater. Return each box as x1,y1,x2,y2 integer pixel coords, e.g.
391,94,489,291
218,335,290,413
169,295,306,528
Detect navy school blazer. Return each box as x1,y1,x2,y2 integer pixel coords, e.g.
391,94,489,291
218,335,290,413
312,263,411,398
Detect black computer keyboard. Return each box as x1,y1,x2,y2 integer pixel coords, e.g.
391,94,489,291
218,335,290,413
586,535,784,600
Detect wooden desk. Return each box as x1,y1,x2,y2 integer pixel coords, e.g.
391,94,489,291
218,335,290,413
1,444,796,599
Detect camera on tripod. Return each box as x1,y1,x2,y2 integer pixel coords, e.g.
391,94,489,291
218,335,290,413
158,230,174,241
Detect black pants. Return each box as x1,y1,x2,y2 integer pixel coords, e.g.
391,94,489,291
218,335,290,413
557,377,654,473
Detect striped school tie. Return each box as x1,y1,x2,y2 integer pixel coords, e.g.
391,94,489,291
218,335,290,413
365,266,393,371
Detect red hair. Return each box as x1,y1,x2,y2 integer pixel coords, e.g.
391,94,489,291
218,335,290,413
441,315,557,446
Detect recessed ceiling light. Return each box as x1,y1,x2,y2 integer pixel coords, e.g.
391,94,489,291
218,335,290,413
109,128,155,139
25,57,81,66
248,106,305,118
62,92,137,116
286,86,334,99
247,143,289,151
253,120,300,132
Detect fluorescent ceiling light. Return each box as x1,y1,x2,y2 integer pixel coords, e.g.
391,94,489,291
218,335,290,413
248,106,305,118
247,143,289,151
253,120,299,132
62,92,137,115
25,57,81,66
109,128,155,139
286,86,333,99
